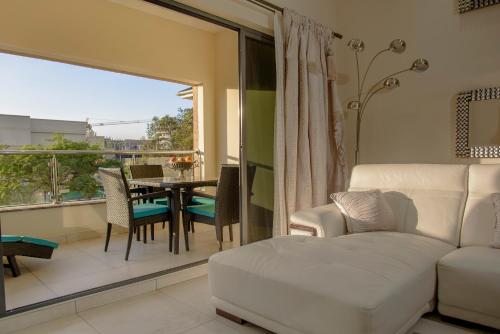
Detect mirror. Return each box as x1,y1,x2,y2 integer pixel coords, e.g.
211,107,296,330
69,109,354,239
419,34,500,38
469,100,500,146
456,87,500,158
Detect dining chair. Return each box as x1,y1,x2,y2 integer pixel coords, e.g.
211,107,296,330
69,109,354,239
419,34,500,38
99,168,173,260
185,165,256,236
183,164,254,251
130,164,171,239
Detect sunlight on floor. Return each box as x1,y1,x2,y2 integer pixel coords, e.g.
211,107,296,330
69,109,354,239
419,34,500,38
4,224,239,310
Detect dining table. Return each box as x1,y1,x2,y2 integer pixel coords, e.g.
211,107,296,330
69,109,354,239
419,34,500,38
129,174,218,254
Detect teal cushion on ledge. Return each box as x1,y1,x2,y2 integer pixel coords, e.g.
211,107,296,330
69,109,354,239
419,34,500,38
186,203,215,218
1,235,58,249
133,203,169,219
191,196,215,206
154,198,170,206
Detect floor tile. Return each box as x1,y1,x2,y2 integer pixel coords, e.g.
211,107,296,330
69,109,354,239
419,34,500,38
0,301,76,334
4,271,57,309
10,315,98,334
409,318,478,334
78,292,212,334
160,276,214,317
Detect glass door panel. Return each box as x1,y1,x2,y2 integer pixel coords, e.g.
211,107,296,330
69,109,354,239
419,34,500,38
240,32,276,244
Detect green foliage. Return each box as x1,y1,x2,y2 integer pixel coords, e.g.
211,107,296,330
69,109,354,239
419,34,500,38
146,107,193,150
0,134,121,206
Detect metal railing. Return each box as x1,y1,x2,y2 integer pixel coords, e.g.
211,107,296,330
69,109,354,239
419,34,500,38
0,149,201,207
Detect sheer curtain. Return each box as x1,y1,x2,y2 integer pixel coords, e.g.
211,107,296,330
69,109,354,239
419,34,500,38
273,9,347,237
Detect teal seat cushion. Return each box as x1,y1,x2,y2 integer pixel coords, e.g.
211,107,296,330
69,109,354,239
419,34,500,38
133,203,169,219
186,203,215,218
1,235,58,249
1,236,22,243
191,196,215,206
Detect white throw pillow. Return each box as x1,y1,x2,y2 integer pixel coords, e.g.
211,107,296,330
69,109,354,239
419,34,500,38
330,190,397,234
490,193,500,248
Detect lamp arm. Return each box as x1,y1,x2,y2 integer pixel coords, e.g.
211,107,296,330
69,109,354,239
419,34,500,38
359,86,386,119
361,68,411,107
355,52,361,101
359,48,390,94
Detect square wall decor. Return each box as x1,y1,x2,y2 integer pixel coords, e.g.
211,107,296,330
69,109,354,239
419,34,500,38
458,0,500,13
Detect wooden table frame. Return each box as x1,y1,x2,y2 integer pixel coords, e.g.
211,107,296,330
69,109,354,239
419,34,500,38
129,177,217,254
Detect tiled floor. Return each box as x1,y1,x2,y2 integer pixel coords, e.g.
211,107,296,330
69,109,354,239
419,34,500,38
5,223,238,310
9,275,496,334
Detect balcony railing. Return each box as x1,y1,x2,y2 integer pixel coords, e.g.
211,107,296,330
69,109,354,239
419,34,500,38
0,149,200,208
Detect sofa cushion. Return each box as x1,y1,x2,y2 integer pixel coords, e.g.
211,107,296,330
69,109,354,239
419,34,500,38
209,232,455,334
438,246,500,324
462,165,500,247
349,164,468,246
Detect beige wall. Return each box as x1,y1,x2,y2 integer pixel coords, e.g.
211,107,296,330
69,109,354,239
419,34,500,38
0,0,219,176
335,0,500,166
0,203,124,243
214,30,240,165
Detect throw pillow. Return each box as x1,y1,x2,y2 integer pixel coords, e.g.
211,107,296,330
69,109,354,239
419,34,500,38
330,190,397,234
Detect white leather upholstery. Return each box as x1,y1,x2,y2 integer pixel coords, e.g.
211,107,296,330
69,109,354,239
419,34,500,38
460,164,500,247
289,203,346,237
209,232,454,334
349,164,468,246
438,246,500,328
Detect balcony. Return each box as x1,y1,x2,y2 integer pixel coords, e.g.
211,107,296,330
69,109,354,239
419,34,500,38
0,149,238,310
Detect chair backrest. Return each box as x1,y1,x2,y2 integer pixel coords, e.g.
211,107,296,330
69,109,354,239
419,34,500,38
247,165,257,198
461,164,500,247
349,164,468,246
215,164,240,225
99,168,132,228
130,164,164,179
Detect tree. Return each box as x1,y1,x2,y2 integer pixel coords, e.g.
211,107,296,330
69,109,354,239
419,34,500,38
0,135,121,206
147,107,193,150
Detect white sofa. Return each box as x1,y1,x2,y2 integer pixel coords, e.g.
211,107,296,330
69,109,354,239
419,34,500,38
208,164,500,333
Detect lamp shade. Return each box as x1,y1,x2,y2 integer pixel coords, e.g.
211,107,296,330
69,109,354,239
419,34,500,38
383,77,400,89
411,58,430,72
347,39,365,52
389,39,406,53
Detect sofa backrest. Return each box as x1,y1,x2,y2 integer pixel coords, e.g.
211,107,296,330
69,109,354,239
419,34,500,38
461,164,500,247
349,164,468,246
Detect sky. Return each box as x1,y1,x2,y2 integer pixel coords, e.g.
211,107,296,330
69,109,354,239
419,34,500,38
0,52,192,139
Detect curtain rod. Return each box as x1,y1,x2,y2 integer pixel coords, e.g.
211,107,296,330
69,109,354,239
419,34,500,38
245,0,343,39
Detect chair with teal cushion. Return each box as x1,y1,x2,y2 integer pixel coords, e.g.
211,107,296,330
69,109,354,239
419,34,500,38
1,234,58,277
99,168,172,261
183,165,243,251
129,164,170,239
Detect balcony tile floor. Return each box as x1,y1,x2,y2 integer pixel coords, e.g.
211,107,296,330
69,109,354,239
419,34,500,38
5,223,238,310
10,275,497,334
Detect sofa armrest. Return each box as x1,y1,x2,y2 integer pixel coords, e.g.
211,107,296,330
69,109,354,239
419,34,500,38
289,204,346,238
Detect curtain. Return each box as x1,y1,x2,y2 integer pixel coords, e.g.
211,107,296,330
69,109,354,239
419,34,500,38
273,9,347,237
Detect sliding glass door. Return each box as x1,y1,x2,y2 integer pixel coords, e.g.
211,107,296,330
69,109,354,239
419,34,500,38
239,31,276,245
